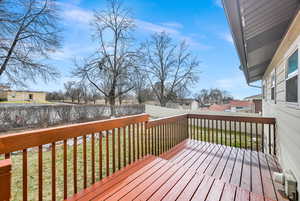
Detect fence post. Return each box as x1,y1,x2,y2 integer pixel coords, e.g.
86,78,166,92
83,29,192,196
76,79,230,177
0,159,12,201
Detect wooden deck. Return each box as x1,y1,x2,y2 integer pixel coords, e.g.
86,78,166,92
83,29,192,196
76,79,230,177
66,140,286,201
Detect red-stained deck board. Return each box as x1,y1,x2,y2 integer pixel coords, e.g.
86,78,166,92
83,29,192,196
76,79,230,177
65,155,158,201
93,160,171,201
230,148,244,186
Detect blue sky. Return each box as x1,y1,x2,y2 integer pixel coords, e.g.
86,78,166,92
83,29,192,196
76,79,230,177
29,0,260,99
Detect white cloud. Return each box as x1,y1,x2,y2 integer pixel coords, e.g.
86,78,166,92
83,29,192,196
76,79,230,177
62,8,93,25
219,33,234,44
136,19,180,35
136,19,211,50
214,0,223,8
160,22,183,29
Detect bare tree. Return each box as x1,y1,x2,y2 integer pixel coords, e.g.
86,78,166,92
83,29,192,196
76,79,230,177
140,32,200,106
195,88,233,106
0,0,61,86
64,81,77,103
73,0,138,116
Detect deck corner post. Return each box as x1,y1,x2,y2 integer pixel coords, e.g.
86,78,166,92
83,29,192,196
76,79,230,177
0,159,12,201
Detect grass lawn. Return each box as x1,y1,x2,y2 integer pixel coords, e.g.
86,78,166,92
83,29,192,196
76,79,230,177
189,125,261,150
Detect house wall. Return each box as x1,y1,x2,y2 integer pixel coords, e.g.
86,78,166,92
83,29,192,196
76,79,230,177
6,91,46,102
262,10,300,192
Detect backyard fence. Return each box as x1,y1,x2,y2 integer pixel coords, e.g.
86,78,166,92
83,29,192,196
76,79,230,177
0,104,145,132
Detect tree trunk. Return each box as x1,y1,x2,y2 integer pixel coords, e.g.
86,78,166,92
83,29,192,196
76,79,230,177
109,96,116,117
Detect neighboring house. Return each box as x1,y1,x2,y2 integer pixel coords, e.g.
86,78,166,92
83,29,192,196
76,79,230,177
244,94,262,114
175,98,199,110
0,88,46,102
208,100,254,113
224,0,300,195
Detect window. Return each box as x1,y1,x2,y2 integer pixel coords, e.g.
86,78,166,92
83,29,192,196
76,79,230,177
262,81,266,99
286,50,298,102
29,94,33,100
271,72,275,100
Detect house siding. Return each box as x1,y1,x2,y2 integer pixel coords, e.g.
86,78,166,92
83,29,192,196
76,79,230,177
262,10,300,193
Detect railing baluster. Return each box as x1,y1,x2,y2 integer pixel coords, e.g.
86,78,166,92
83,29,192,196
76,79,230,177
63,140,67,199
106,130,110,176
239,121,241,148
244,122,247,149
140,123,144,157
99,132,103,180
220,120,223,144
73,137,77,193
256,123,258,152
216,120,218,144
91,133,95,183
133,124,136,161
23,149,28,201
261,124,264,153
52,142,56,201
250,122,253,151
128,125,132,164
229,121,232,146
225,120,227,146
268,124,271,154
137,123,140,159
112,128,116,173
83,135,87,188
234,121,237,147
123,127,126,167
273,123,276,155
118,128,121,170
38,145,43,201
5,153,10,159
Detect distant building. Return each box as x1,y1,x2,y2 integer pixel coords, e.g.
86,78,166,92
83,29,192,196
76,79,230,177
208,100,256,113
0,86,46,102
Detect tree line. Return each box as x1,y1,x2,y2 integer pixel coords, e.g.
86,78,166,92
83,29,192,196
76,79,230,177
0,0,200,116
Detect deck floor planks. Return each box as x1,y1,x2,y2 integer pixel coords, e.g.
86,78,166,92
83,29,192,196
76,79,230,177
230,148,244,186
86,159,167,201
212,146,232,179
161,171,197,201
219,183,237,201
190,175,215,201
240,149,252,192
94,160,173,200
258,152,277,201
235,187,250,201
221,147,238,182
180,142,211,169
146,167,193,201
196,144,222,174
66,155,159,201
188,143,216,172
204,145,226,176
132,163,187,201
169,140,205,164
176,173,206,201
66,140,283,201
251,151,263,196
176,142,209,168
205,179,225,201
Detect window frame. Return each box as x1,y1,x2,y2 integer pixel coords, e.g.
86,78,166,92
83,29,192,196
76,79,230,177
285,49,299,105
270,71,276,101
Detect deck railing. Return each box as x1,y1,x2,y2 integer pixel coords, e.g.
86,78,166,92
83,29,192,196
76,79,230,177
0,113,276,201
187,114,276,155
